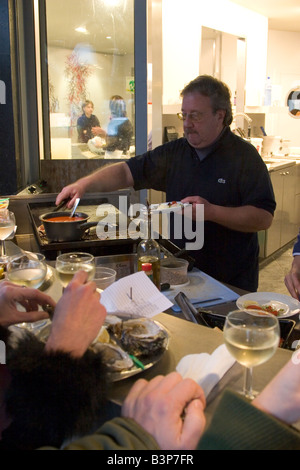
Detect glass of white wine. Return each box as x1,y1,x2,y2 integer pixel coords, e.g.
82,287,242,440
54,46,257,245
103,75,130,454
0,210,16,264
55,252,95,289
6,252,47,289
223,309,280,400
6,252,48,330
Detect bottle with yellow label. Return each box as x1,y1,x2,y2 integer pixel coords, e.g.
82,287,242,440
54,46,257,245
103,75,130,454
137,206,161,290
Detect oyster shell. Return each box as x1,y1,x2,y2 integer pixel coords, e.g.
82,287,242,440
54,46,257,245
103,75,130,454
92,342,133,371
120,318,168,357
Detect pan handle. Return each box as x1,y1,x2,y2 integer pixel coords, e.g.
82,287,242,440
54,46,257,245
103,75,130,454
79,221,117,231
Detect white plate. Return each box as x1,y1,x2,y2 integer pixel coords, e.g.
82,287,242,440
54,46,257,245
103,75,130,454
236,292,300,318
142,202,191,214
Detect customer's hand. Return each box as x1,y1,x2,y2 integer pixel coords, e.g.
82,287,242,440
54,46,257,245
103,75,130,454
122,372,206,450
284,255,300,300
253,357,300,424
45,271,106,357
0,281,55,327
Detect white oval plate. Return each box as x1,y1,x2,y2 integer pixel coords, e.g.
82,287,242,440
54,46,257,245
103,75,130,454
141,202,191,214
236,292,300,318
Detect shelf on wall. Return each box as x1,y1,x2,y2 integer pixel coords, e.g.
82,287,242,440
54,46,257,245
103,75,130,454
245,106,289,114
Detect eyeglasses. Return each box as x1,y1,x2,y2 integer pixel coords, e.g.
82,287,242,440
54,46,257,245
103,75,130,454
177,112,205,123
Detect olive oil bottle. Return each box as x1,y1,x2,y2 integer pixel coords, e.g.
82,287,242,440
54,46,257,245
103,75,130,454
137,204,161,290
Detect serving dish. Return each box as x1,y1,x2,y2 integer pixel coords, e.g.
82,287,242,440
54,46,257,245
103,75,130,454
236,292,300,318
36,317,170,382
141,202,191,214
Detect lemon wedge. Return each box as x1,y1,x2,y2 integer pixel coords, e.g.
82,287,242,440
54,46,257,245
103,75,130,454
97,327,110,344
0,266,4,280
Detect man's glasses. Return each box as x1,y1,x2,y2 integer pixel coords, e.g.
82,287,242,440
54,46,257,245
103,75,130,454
177,112,204,123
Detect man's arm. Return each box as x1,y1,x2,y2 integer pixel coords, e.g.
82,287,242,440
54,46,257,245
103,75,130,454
182,196,273,232
56,162,134,208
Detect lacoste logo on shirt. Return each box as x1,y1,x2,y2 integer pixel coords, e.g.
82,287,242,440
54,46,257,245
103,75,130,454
218,178,226,184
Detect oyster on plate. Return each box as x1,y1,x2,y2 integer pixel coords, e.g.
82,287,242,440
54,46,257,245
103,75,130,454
92,342,133,372
120,318,168,357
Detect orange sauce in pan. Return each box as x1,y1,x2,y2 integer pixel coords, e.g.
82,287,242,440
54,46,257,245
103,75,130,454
45,216,86,222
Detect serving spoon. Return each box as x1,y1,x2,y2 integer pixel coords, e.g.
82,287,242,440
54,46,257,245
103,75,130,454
70,198,80,218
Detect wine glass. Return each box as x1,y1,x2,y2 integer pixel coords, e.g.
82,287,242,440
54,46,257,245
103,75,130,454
6,252,47,289
223,309,280,400
0,210,16,265
55,252,95,289
6,252,48,330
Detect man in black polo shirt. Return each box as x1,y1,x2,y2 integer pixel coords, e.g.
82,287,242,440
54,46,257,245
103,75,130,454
57,75,276,292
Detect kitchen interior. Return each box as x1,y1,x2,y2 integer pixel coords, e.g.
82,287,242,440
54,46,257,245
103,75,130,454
1,0,300,294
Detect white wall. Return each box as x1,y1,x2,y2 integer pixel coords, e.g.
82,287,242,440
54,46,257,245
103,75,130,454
48,46,134,135
162,0,268,107
265,30,300,146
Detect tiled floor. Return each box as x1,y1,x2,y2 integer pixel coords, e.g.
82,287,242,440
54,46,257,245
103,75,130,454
258,239,296,295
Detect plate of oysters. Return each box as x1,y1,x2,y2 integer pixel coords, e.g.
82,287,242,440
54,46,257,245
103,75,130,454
36,316,169,382
91,316,170,381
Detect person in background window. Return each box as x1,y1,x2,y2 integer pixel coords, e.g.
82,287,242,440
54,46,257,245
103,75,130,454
105,95,133,153
285,231,300,300
77,100,106,143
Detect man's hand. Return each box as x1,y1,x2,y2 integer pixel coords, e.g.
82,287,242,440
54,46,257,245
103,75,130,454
55,180,86,208
45,271,107,357
0,281,55,327
284,256,300,300
122,372,206,450
253,358,300,424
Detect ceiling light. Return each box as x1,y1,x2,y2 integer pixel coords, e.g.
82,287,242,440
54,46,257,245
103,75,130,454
75,26,89,35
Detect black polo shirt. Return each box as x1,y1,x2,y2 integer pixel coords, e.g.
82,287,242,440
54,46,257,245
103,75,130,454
127,127,276,291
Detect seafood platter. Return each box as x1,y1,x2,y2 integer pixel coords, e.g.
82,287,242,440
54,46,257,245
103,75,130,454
37,316,169,381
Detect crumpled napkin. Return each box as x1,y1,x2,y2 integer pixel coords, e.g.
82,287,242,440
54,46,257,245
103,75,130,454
176,344,236,397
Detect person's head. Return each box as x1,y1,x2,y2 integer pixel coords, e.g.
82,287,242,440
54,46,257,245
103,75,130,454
82,100,94,118
179,75,233,149
109,95,126,118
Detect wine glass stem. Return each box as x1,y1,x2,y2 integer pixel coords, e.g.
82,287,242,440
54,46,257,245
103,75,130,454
243,367,254,399
0,240,5,257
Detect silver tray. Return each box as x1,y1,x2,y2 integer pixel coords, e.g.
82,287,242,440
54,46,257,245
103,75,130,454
106,321,170,382
36,319,170,382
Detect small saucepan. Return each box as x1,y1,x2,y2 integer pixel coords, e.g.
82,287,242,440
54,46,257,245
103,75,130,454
39,211,99,242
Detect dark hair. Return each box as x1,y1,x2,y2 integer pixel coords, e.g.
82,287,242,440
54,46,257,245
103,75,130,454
82,100,94,111
180,75,233,126
109,95,127,117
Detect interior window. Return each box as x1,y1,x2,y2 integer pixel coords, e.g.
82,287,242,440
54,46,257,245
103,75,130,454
43,0,135,159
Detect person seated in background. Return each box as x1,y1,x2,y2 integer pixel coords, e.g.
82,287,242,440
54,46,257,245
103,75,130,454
285,231,300,300
77,100,106,144
105,95,133,154
1,277,300,450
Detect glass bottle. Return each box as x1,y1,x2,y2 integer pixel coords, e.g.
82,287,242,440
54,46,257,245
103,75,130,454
137,209,161,290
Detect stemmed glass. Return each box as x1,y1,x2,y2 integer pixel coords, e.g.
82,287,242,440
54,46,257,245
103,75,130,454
6,252,47,289
223,309,280,400
55,252,95,289
0,210,16,264
6,252,48,330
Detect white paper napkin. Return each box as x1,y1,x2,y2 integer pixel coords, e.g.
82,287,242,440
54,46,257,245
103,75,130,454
176,344,236,397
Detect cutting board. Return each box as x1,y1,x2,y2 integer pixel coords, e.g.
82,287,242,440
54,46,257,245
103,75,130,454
162,269,239,311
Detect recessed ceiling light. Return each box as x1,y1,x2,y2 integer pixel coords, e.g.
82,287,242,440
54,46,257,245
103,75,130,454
106,35,112,39
75,26,89,34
